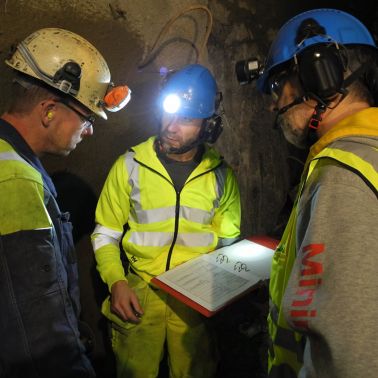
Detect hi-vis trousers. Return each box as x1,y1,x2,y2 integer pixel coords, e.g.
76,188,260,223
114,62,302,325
102,273,218,378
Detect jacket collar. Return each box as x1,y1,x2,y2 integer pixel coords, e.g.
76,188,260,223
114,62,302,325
307,107,378,163
131,136,223,174
0,118,56,196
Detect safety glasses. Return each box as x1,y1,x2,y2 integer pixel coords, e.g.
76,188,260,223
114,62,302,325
57,99,96,128
268,70,291,102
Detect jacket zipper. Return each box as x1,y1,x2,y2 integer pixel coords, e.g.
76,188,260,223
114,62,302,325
165,189,180,271
134,157,224,272
165,163,224,271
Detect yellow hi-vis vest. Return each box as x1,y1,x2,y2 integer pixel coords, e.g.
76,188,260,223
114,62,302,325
268,108,378,378
92,137,241,289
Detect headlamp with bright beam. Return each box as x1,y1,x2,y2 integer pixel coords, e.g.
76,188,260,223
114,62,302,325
163,94,181,114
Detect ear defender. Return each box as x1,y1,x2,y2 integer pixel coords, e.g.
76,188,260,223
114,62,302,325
294,18,347,103
201,91,224,144
296,44,345,102
202,115,223,144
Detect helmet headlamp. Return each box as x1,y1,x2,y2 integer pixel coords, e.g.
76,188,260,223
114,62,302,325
163,93,181,114
103,85,131,112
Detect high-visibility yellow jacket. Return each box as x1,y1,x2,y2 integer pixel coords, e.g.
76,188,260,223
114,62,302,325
92,136,241,289
268,107,378,377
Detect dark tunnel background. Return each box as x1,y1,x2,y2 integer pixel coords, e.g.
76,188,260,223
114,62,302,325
1,1,377,377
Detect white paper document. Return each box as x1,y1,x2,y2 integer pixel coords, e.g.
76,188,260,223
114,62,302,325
154,239,275,313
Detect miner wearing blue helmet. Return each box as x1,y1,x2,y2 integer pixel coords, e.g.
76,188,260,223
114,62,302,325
91,64,241,377
256,8,378,378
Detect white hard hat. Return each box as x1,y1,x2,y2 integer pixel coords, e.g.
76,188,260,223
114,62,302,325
6,28,130,119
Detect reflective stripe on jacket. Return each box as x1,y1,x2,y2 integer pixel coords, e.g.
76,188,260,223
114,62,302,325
92,136,241,288
268,108,378,378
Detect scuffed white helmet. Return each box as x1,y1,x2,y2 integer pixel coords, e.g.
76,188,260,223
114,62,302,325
6,28,130,119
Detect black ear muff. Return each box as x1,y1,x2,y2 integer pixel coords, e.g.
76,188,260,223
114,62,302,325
294,17,346,102
296,44,345,101
200,90,224,144
202,115,223,144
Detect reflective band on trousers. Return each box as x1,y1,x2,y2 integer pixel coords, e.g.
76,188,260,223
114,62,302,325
124,151,227,225
270,303,304,363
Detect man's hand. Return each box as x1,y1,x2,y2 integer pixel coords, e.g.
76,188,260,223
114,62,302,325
110,280,144,323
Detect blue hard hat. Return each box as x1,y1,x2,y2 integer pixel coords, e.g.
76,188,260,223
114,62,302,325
160,64,217,118
257,8,377,93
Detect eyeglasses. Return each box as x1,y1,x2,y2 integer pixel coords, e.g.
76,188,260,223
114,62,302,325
57,99,95,128
269,71,291,102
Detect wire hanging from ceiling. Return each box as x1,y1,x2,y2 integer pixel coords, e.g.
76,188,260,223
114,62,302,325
137,4,213,70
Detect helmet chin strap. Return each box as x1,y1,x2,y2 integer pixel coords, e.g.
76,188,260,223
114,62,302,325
157,136,203,155
306,101,328,145
274,96,305,128
157,120,211,155
275,97,328,146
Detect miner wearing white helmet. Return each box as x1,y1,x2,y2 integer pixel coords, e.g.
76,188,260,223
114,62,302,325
0,28,130,377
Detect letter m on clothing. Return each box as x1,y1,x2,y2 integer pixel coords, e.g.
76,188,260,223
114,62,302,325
300,244,324,276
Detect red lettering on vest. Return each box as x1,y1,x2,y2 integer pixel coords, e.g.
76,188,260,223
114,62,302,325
288,243,325,331
299,278,322,287
300,244,324,276
291,309,317,317
292,289,314,306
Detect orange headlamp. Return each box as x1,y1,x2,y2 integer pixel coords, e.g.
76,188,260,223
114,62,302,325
103,85,131,112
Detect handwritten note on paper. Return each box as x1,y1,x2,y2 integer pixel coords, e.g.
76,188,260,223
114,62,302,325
156,239,274,311
207,239,274,279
